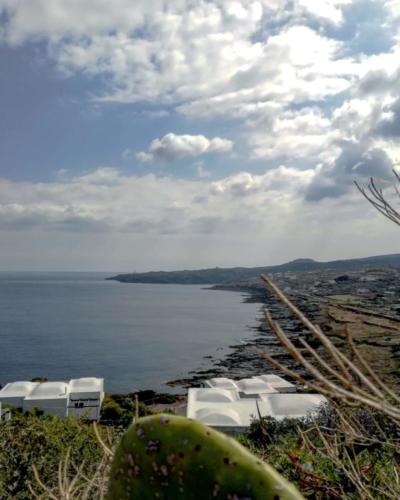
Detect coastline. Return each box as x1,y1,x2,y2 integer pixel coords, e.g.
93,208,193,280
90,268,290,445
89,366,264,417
106,258,400,395
166,266,400,395
165,278,310,389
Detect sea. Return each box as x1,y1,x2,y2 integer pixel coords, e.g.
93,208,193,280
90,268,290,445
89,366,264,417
0,272,261,393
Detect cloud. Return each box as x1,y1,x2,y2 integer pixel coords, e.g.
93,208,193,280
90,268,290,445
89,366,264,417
304,53,400,202
136,133,233,162
178,24,356,118
209,166,314,198
0,0,399,205
305,143,394,201
0,166,312,234
135,152,153,163
385,0,400,18
297,0,352,24
358,66,400,97
375,98,400,139
246,107,334,161
1,165,399,270
0,1,363,114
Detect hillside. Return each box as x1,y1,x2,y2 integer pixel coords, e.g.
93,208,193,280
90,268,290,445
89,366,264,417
107,253,400,284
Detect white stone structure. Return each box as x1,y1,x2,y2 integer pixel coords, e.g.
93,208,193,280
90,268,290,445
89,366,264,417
188,374,327,432
23,382,69,418
0,378,104,420
0,381,39,408
67,378,104,420
204,374,296,394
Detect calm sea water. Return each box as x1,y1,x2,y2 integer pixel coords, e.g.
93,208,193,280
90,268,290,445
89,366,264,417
0,273,260,393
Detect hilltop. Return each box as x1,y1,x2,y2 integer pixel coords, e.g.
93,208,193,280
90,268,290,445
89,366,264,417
107,253,400,284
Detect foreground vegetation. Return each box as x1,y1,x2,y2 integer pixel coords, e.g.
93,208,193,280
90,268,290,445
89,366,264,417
1,400,400,499
0,412,114,499
242,407,400,498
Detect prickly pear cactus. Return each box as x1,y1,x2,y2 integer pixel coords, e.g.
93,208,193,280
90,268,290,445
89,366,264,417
107,414,303,499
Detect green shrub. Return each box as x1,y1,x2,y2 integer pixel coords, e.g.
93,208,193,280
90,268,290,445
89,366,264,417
100,394,152,428
238,406,400,498
0,413,115,499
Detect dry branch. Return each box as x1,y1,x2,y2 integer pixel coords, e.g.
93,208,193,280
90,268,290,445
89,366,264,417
354,170,400,226
259,273,400,420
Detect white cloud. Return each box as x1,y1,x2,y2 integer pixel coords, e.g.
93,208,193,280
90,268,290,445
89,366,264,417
0,166,316,235
385,0,400,18
0,0,165,44
137,133,233,162
178,24,357,118
247,107,334,160
135,152,153,163
209,166,314,198
297,0,352,24
0,166,398,270
1,1,398,169
0,1,359,113
0,0,400,206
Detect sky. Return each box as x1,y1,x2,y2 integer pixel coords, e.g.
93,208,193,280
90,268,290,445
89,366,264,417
0,0,399,272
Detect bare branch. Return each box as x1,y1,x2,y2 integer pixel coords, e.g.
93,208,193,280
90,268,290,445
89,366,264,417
259,274,400,421
354,170,400,226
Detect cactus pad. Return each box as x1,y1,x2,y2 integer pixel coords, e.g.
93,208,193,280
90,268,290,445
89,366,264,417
107,414,303,499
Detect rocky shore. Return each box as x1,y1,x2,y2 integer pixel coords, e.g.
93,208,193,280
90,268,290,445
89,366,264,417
167,266,400,391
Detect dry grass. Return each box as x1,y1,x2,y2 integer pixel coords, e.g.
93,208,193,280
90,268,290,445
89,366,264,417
258,273,400,498
28,425,115,500
258,273,400,419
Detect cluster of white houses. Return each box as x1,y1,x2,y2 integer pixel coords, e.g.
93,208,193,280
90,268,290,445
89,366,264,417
187,374,327,433
0,378,104,421
0,374,327,431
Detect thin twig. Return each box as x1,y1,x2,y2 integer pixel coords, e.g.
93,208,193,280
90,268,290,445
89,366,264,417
261,273,352,380
259,275,400,420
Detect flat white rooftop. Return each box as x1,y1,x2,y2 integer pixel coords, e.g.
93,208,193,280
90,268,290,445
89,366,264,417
204,374,296,394
189,375,327,431
236,378,278,395
0,381,39,398
0,378,104,420
258,394,328,420
194,388,239,403
205,377,237,390
188,389,327,429
24,382,69,400
258,375,297,392
0,378,104,409
69,378,103,393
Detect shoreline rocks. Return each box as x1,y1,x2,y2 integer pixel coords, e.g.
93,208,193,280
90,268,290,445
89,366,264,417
167,266,400,391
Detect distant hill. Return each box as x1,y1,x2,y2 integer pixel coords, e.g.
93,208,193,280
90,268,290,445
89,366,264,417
107,253,400,285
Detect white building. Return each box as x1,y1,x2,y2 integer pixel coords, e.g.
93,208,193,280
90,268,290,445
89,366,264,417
204,374,296,394
257,374,297,393
23,382,69,418
188,375,327,433
0,378,104,420
67,378,104,420
0,381,39,408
